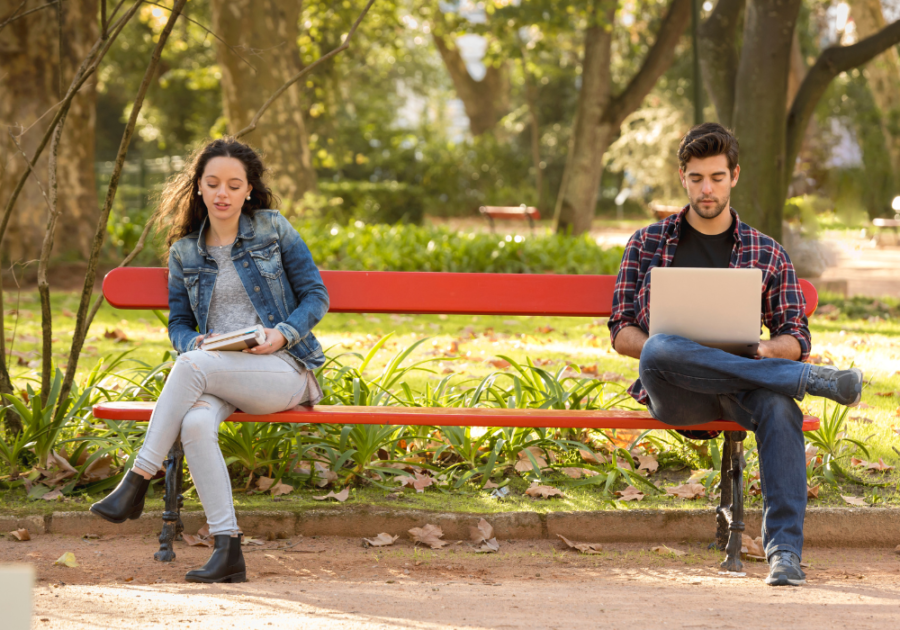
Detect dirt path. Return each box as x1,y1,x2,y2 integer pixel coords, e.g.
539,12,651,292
5,535,900,629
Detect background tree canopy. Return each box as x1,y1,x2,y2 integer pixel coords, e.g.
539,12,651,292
2,0,900,265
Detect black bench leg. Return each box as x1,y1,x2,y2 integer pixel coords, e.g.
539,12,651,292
714,435,734,551
719,431,746,572
154,440,185,562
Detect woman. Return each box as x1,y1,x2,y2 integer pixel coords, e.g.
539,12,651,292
90,138,329,583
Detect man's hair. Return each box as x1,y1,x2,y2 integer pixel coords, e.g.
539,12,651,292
677,122,739,175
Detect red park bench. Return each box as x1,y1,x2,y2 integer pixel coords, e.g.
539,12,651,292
93,268,820,571
479,205,541,232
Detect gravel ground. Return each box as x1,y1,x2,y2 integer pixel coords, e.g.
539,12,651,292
3,534,900,629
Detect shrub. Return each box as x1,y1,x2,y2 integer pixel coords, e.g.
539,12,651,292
311,181,425,225
296,219,624,275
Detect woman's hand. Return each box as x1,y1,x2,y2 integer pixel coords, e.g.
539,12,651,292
194,332,219,350
244,328,286,355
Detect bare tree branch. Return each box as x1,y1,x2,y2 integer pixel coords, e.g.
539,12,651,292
101,0,107,37
37,106,69,400
8,130,53,214
145,1,257,72
60,0,188,407
0,0,57,34
234,0,377,139
603,0,692,128
785,19,900,184
697,0,743,127
82,218,155,338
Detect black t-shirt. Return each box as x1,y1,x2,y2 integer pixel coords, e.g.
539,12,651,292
671,215,735,268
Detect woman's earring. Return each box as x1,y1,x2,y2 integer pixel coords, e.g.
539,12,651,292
198,189,202,195
246,194,251,200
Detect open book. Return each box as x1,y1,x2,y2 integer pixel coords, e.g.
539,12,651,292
200,326,267,351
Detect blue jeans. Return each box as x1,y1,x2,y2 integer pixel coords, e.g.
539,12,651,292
639,334,813,561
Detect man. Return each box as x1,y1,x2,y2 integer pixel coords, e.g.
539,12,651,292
608,122,863,587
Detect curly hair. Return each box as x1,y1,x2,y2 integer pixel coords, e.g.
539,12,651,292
152,137,279,252
677,122,739,176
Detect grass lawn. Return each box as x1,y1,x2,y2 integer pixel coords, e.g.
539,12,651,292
3,287,900,514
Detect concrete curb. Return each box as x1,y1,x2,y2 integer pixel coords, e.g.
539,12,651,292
5,507,898,547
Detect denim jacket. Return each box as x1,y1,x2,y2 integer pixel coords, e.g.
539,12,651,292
167,209,329,369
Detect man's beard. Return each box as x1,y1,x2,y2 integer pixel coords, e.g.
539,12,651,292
689,195,729,220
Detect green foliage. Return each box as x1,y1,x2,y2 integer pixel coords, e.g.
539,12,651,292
312,181,425,225
297,219,623,274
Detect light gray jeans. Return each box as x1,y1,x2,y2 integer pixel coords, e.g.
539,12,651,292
133,349,315,536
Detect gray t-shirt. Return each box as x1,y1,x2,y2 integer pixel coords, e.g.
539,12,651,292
206,245,315,383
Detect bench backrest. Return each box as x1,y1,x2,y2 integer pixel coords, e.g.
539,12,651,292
102,268,819,317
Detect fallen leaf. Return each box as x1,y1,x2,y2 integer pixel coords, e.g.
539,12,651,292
482,479,499,489
741,534,765,558
313,487,349,502
54,552,78,567
475,538,500,553
665,483,705,500
198,524,210,538
182,533,213,548
256,476,276,492
804,445,819,465
515,456,548,472
637,454,659,473
808,484,820,499
525,483,563,499
599,371,626,382
850,458,895,473
536,326,555,334
841,495,867,507
103,328,128,343
856,402,873,409
606,429,642,450
398,472,435,493
470,518,494,544
578,449,608,465
62,308,75,318
651,545,687,557
849,416,874,425
82,455,114,482
487,358,511,369
363,533,398,547
270,481,294,496
557,534,603,555
408,524,447,549
874,391,895,397
241,537,265,546
41,489,64,501
9,528,30,541
615,485,645,501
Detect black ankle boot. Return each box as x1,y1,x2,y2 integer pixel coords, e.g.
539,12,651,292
185,534,247,584
90,470,151,524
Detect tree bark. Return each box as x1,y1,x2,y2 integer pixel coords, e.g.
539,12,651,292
554,0,691,235
728,0,802,242
210,0,316,205
698,0,743,127
0,0,98,264
850,0,900,180
432,31,510,137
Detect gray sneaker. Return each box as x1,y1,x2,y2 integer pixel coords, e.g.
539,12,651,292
805,365,863,407
766,551,807,586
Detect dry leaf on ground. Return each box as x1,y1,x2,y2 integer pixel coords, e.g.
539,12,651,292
42,489,64,501
9,528,30,541
242,537,265,546
851,457,895,473
651,545,687,557
409,524,447,549
363,533,398,548
665,483,705,500
525,483,563,499
399,472,435,493
557,534,603,555
808,485,820,499
256,476,276,492
487,358,511,369
805,445,819,465
606,429,643,450
636,454,659,473
54,552,78,567
313,487,349,502
841,495,867,506
468,518,500,553
561,467,598,479
741,534,766,559
578,449,608,465
482,479,500,489
182,533,213,548
615,485,645,501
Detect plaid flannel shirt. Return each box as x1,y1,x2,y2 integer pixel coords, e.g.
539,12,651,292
608,206,811,406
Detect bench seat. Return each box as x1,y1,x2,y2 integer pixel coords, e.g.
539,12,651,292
93,401,820,432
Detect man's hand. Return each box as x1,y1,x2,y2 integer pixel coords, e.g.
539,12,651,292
757,335,801,361
612,325,649,360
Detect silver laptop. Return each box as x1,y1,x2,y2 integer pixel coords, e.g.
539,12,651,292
648,268,763,357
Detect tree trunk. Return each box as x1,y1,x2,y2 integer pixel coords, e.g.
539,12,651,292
698,0,743,127
210,0,316,205
554,0,692,235
552,3,617,236
0,1,97,263
850,0,900,180
729,0,802,242
432,33,510,137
